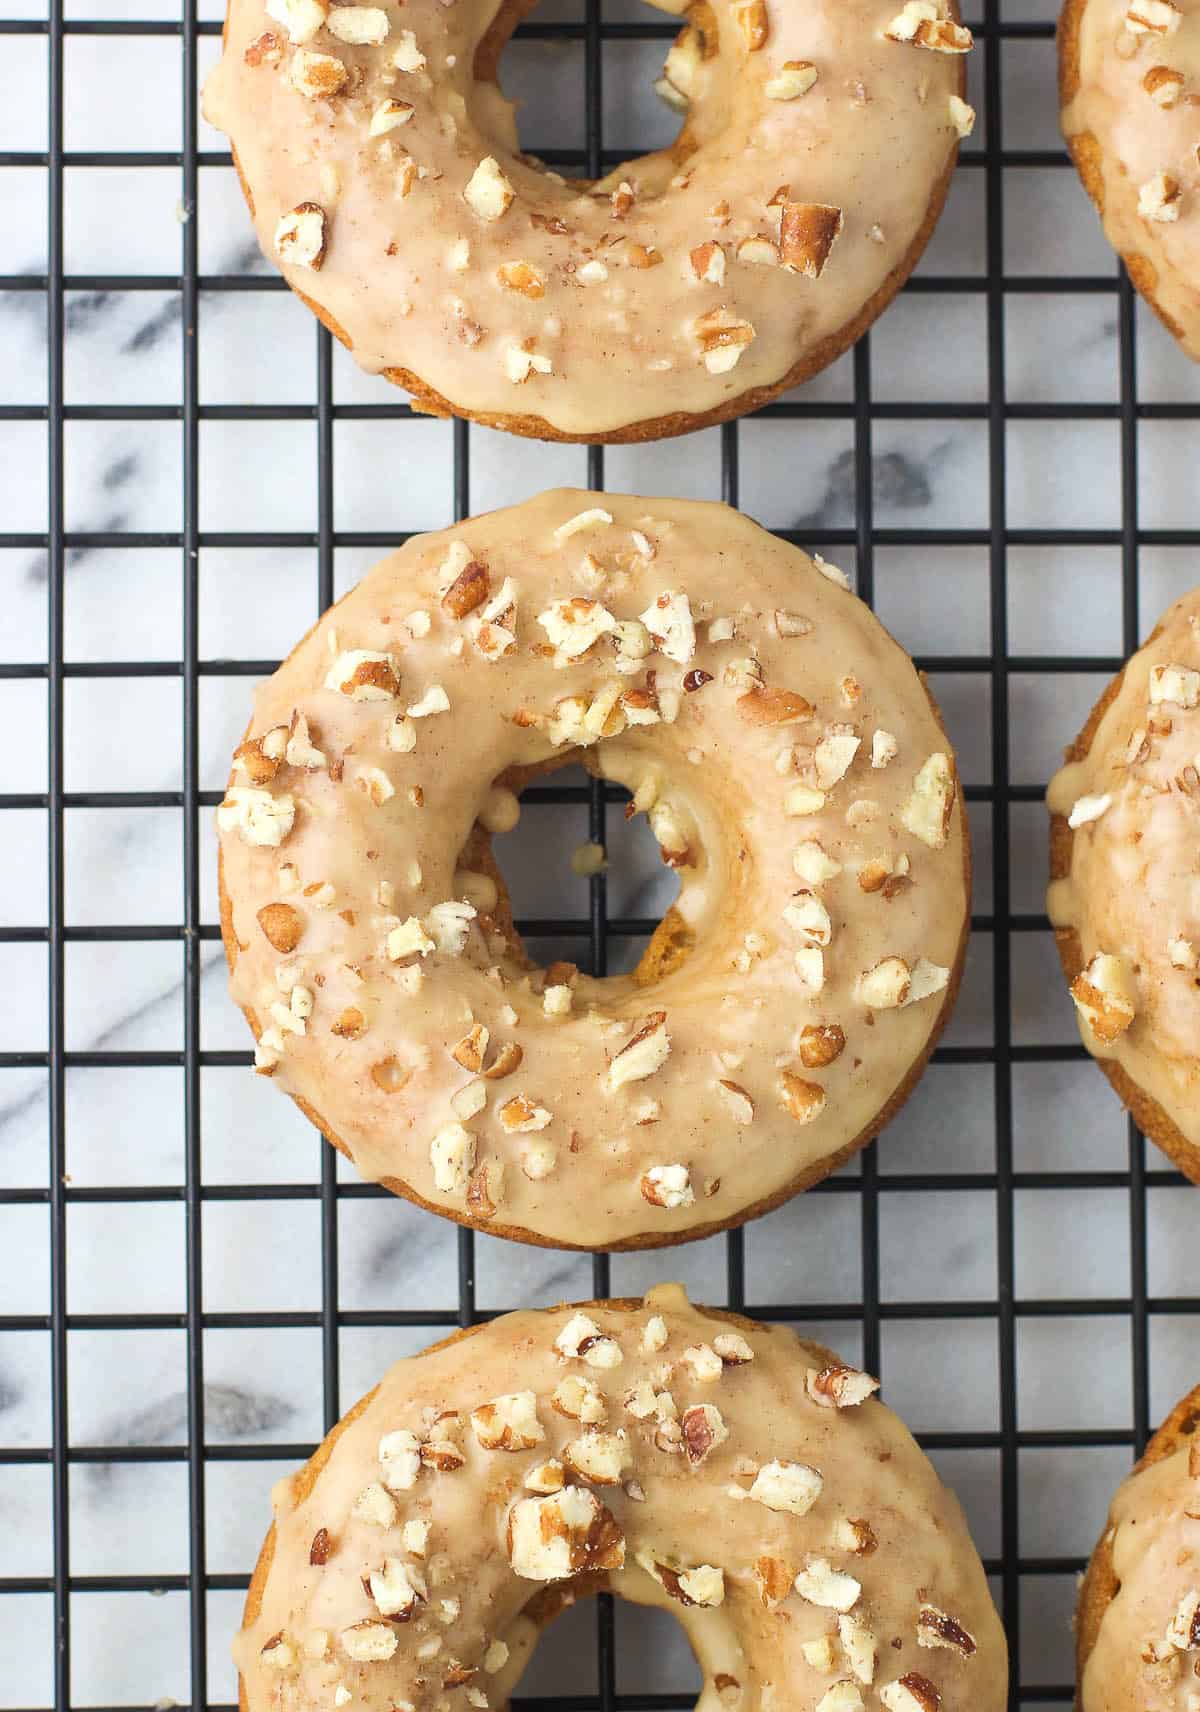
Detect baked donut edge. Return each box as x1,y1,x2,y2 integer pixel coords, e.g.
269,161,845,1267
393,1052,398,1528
1048,623,1200,1186
220,0,968,444
218,644,972,1251
1057,0,1191,355
235,1302,848,1712
1074,1381,1200,1710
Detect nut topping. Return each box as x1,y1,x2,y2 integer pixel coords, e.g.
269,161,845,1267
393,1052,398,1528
694,308,756,373
777,1070,827,1124
452,1024,489,1074
563,1429,632,1484
464,157,515,222
672,1562,727,1606
352,1482,396,1527
713,1331,754,1364
689,241,726,284
1138,172,1182,223
885,0,972,50
553,1375,607,1423
289,48,347,97
1067,793,1111,829
218,786,295,848
917,1603,977,1655
731,0,768,50
641,1164,694,1208
755,1554,796,1609
368,1557,425,1619
1149,661,1200,706
816,1686,865,1712
780,203,844,278
737,686,813,725
716,1080,755,1124
498,260,546,299
1125,0,1181,32
556,1312,623,1368
880,1678,941,1712
681,1403,729,1463
265,0,326,43
507,1487,625,1580
430,1122,476,1195
901,752,955,847
470,1391,544,1451
784,891,833,947
640,590,696,664
814,725,861,790
326,649,399,701
806,1364,879,1408
797,1024,845,1069
1143,64,1183,104
442,560,490,618
856,956,911,1009
272,202,325,272
340,1621,398,1662
1070,952,1136,1042
794,1557,862,1612
1166,1588,1200,1651
766,59,818,99
839,1613,877,1684
748,1458,824,1515
326,4,387,42
538,597,618,659
498,1093,553,1133
257,902,303,953
606,1012,671,1092
378,1428,422,1492
833,1516,878,1556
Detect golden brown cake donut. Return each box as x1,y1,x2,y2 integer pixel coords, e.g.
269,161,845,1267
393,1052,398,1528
200,0,975,442
1060,0,1200,360
1076,1382,1200,1709
235,1285,1008,1712
217,490,971,1250
1047,589,1200,1184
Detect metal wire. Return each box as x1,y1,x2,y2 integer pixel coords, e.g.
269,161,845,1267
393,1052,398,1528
3,0,1198,1707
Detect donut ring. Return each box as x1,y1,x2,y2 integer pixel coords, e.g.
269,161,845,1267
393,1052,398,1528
201,0,974,442
1059,0,1200,361
234,1285,1008,1712
1047,589,1200,1185
217,491,971,1250
1075,1381,1200,1708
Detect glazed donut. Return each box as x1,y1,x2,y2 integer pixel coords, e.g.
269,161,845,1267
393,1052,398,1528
1060,0,1200,360
1076,1381,1200,1709
217,490,970,1249
201,0,975,442
1047,588,1200,1183
235,1285,1007,1712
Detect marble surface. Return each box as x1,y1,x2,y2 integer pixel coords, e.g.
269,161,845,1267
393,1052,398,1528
2,0,1200,1706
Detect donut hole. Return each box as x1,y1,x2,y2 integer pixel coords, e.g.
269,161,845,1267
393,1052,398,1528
599,791,683,977
471,0,718,197
459,760,685,981
511,1578,704,1703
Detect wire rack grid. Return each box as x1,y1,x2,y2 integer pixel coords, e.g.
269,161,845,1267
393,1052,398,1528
2,0,1200,1706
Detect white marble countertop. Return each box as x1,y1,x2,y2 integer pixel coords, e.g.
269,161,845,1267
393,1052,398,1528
2,0,1200,1705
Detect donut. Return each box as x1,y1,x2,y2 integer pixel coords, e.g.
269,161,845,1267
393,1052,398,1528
217,490,971,1249
200,0,975,442
1047,588,1200,1183
234,1284,1008,1712
1060,0,1200,360
1076,1381,1200,1709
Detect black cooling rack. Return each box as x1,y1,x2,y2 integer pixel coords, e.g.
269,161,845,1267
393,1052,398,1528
2,0,1199,1705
